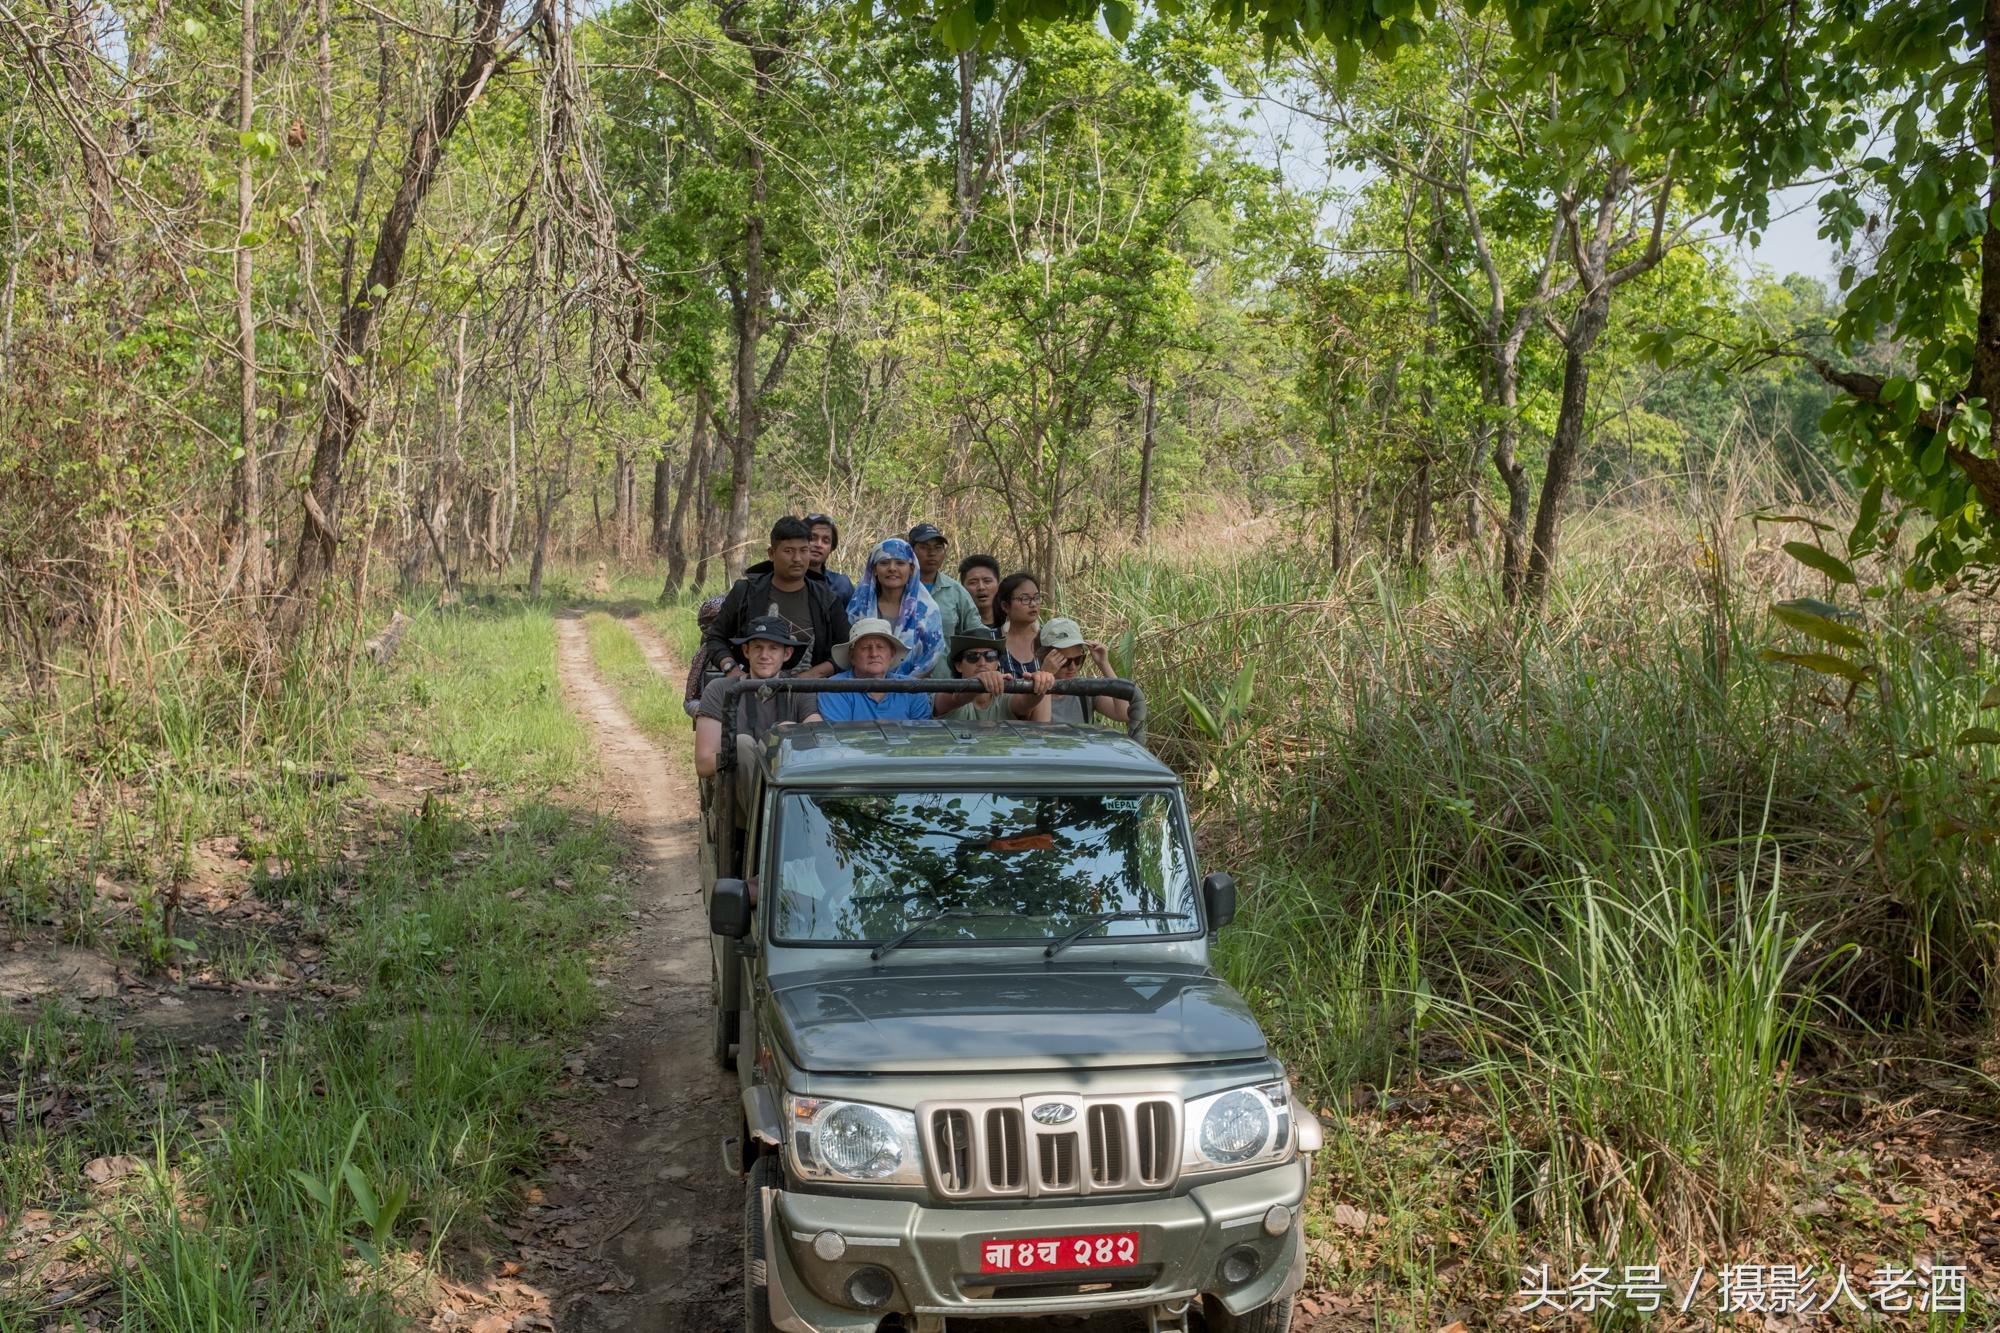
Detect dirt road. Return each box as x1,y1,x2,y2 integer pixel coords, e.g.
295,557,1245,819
542,611,1165,1333
540,613,740,1331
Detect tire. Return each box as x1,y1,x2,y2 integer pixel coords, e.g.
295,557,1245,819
1202,1293,1295,1333
744,1153,779,1333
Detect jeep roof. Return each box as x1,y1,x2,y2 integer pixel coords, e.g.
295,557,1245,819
763,720,1177,788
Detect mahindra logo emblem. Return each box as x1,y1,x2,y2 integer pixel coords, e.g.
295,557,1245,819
1031,1102,1076,1126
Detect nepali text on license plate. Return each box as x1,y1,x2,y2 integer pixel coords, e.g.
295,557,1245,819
978,1231,1140,1274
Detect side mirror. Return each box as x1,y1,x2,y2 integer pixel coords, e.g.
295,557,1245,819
711,878,752,938
1202,872,1237,932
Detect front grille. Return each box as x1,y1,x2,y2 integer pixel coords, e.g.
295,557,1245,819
933,1109,973,1192
920,1094,1181,1199
985,1108,1025,1190
1087,1105,1124,1185
1038,1132,1078,1189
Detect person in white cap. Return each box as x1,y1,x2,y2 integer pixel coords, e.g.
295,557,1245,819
1037,617,1129,725
818,618,935,722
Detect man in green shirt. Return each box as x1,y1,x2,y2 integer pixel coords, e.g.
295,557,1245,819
907,523,982,679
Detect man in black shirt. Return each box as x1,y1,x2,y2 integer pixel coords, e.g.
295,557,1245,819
701,517,848,678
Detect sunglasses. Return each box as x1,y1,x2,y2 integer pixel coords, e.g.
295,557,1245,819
957,649,1001,664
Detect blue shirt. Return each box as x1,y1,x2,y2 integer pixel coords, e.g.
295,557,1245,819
816,672,933,722
820,569,856,603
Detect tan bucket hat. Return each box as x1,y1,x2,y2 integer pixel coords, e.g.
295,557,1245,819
831,617,910,670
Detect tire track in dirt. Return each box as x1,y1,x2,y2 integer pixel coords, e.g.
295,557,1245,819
538,611,738,1332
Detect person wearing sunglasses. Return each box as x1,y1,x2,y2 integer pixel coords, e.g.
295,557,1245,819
1038,618,1130,725
934,636,1054,723
803,512,854,604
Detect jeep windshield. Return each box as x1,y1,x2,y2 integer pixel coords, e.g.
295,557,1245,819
771,790,1199,947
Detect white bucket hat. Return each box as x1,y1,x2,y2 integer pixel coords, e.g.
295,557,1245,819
831,617,910,671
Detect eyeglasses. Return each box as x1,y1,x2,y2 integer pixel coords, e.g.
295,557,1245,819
1012,592,1043,604
957,650,1001,664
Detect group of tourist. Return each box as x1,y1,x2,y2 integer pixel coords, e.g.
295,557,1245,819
687,514,1129,776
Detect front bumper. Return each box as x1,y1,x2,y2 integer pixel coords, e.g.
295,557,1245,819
760,1159,1308,1332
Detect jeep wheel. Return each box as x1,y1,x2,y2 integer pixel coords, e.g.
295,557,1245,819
1202,1293,1294,1333
712,1003,738,1068
743,1153,779,1333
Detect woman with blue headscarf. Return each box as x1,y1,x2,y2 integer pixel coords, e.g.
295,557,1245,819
846,537,944,679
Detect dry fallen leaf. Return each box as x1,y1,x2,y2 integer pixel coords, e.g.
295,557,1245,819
1331,1202,1371,1232
82,1155,143,1187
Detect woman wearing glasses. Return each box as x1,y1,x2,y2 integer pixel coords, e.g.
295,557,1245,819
936,636,1054,722
994,572,1045,677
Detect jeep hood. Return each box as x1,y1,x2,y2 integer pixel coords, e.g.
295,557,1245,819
768,964,1267,1072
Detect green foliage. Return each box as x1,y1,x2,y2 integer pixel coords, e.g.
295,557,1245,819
1070,526,1997,1261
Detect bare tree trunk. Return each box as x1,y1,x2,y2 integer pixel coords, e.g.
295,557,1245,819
61,0,115,265
1524,294,1609,601
229,0,264,596
609,445,631,557
650,452,671,554
953,50,976,252
1492,365,1530,600
1521,167,1670,602
273,0,511,634
1134,373,1158,544
527,473,562,598
692,418,720,592
500,395,518,561
661,386,708,596
1967,0,2000,512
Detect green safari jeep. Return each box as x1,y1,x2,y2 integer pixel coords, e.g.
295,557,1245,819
700,678,1320,1333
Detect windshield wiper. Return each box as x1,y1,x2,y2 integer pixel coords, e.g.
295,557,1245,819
870,910,1018,961
1043,911,1189,960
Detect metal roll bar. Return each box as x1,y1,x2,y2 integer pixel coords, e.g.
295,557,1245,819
712,676,1148,772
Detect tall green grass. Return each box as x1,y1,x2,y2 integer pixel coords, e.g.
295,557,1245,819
1067,529,1996,1271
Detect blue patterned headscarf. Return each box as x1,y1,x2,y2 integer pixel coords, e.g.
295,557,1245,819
847,538,943,679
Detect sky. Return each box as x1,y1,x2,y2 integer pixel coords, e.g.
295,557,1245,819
1217,90,1842,286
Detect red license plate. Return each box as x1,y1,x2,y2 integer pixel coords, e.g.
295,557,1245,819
978,1231,1141,1274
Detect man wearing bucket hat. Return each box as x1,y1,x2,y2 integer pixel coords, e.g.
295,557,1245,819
693,614,823,777
933,635,1054,723
817,618,935,722
1038,617,1130,726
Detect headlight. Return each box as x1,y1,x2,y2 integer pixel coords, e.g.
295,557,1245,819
1183,1080,1292,1173
785,1095,924,1185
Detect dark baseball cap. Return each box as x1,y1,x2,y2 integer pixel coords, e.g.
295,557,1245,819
906,522,947,545
731,613,806,648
